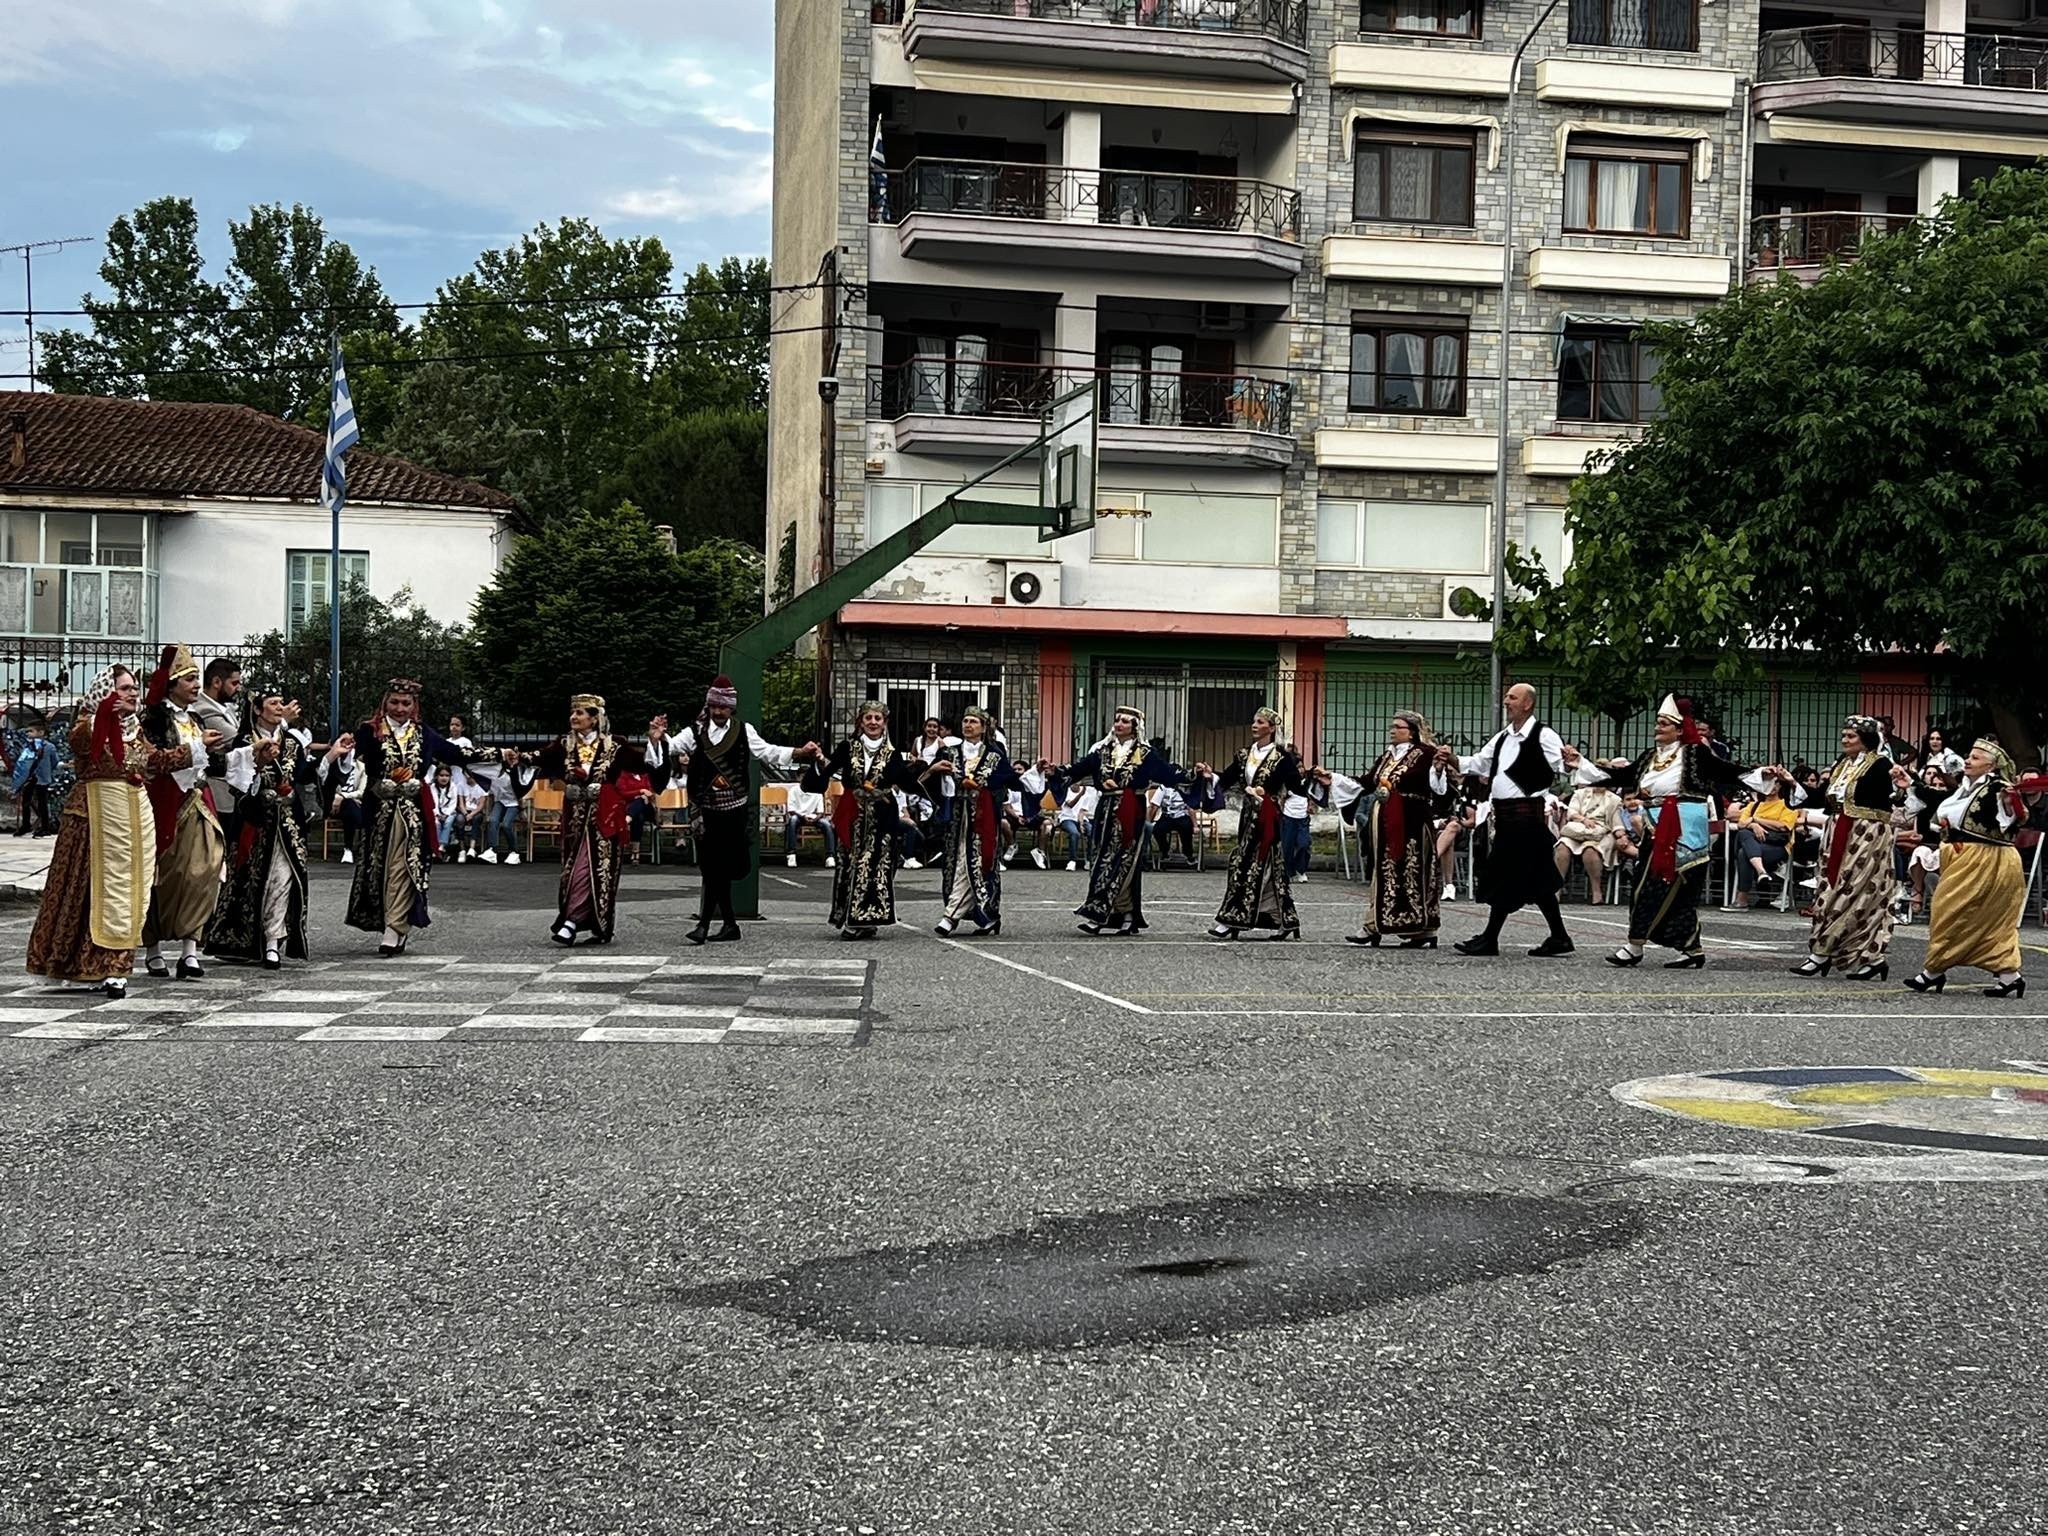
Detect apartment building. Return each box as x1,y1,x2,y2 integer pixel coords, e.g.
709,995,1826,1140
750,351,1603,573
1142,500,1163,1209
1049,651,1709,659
768,0,2047,766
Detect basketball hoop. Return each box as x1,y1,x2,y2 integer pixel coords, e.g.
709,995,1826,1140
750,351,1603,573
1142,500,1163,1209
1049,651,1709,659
1094,505,1151,520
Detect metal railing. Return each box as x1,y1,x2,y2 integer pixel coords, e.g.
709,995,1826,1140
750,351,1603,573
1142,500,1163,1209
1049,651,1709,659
1757,26,2048,90
896,0,1308,45
1567,0,1698,52
872,158,1303,240
867,359,1294,434
1748,210,1914,269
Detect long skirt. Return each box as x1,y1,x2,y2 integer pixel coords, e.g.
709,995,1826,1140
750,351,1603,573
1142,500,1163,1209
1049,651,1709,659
1924,841,2024,977
1364,791,1439,938
1625,854,1709,955
1076,789,1148,929
1483,805,1562,911
346,798,431,935
557,802,621,942
143,792,225,945
26,790,155,983
1214,805,1296,935
830,792,897,930
205,802,310,961
938,790,1001,927
1808,815,1894,967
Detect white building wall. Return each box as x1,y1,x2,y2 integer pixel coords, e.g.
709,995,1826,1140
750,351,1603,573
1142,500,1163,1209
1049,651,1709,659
155,501,510,643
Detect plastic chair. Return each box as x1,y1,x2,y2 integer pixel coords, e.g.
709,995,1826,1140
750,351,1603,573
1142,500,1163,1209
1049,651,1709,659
649,786,689,865
525,781,564,863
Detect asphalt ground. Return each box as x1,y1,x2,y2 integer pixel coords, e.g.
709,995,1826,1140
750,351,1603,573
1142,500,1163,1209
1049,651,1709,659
3,857,2046,1535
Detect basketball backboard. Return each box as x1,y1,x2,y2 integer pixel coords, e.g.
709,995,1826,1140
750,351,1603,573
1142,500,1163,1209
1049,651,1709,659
1037,379,1098,543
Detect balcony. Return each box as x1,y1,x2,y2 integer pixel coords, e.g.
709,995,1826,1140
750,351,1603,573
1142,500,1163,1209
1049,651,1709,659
1745,210,1914,283
892,0,1310,83
1754,27,2048,135
867,358,1297,466
873,160,1305,278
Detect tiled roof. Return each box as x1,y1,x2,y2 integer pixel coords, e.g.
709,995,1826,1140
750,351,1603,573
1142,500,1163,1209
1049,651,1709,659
0,391,515,511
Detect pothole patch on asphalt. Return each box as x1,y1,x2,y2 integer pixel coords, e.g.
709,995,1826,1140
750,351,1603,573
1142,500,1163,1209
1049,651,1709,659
674,1183,1640,1348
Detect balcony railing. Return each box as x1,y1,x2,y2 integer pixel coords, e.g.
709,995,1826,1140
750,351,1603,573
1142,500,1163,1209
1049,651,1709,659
1757,26,2048,90
872,159,1303,240
868,359,1294,435
888,0,1308,46
1567,0,1698,53
1748,210,1914,269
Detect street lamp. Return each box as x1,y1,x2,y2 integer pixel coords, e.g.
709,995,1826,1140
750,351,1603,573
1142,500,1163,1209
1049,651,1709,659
1489,0,1568,722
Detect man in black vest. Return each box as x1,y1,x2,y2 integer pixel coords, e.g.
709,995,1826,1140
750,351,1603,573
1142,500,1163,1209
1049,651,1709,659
1438,683,1579,958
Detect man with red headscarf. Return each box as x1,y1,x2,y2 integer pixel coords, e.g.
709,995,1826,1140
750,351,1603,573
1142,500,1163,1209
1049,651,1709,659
137,644,227,980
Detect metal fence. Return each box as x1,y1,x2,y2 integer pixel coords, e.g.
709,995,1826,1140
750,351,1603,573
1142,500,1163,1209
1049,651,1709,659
874,159,1302,239
881,0,1308,45
867,358,1293,434
1757,26,2048,90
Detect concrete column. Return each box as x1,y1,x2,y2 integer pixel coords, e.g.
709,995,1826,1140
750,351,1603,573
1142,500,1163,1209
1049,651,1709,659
1052,296,1097,396
1061,108,1101,223
1924,0,1966,80
1917,154,1960,213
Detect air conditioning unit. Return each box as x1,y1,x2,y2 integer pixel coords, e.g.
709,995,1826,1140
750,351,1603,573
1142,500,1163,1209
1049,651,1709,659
1197,302,1248,335
1442,578,1494,621
993,558,1061,607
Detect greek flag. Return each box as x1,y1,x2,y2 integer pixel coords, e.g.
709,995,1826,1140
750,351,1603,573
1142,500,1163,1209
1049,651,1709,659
319,336,361,515
869,114,890,223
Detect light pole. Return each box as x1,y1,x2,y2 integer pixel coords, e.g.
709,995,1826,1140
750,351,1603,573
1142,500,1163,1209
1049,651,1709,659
1489,0,1567,722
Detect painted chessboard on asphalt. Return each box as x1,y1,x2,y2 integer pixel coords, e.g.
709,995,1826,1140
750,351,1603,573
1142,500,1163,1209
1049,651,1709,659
0,953,871,1045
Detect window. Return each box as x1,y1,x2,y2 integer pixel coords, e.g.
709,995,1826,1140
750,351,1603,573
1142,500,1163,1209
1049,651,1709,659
1567,0,1697,51
1348,319,1467,414
865,481,1048,557
1362,0,1480,36
1522,508,1569,580
1316,500,1488,572
1090,490,1278,567
1557,326,1663,423
287,550,369,636
1352,129,1475,225
1564,141,1690,236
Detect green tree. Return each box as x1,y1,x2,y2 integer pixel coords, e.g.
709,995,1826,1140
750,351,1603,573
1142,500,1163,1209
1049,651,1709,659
660,256,771,413
241,581,478,739
469,505,764,728
376,360,548,522
40,198,229,400
1499,165,2048,761
592,407,768,550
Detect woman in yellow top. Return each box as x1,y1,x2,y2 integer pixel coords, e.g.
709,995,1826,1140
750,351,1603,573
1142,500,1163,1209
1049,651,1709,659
1729,780,1799,908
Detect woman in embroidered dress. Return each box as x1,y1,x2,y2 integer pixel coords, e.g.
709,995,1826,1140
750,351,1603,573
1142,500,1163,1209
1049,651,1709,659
343,678,497,956
204,683,320,970
1904,738,2042,998
1339,710,1449,948
25,666,188,999
1791,715,1911,981
1041,705,1183,938
929,706,1022,937
1579,695,1790,969
529,693,631,946
1194,706,1309,941
818,701,923,939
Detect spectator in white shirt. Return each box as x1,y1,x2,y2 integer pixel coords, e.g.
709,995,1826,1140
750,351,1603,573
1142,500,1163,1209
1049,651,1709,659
476,747,534,865
1057,782,1099,871
784,783,837,868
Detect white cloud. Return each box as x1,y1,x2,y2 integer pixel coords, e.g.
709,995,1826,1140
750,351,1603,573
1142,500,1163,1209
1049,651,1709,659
606,161,773,222
160,125,252,154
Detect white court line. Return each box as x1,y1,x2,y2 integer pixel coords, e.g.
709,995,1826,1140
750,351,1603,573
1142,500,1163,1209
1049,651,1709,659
728,1015,861,1034
1152,1008,2048,1022
764,875,806,889
298,1024,454,1042
0,1006,86,1024
580,1025,731,1044
550,954,670,966
603,1004,742,1019
935,936,1154,1014
190,1012,349,1029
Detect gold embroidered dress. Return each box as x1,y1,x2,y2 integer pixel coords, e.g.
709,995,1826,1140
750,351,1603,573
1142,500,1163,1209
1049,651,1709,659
533,728,623,942
823,733,921,931
1360,741,1445,940
1203,740,1305,936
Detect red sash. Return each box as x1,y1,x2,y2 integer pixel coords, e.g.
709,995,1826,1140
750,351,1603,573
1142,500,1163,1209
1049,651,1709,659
1381,786,1406,865
831,787,858,845
971,785,1000,875
1649,795,1682,882
421,781,439,857
1254,793,1280,857
1115,785,1143,843
1822,814,1852,885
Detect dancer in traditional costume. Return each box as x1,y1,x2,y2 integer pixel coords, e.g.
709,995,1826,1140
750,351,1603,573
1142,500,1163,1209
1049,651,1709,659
929,706,1023,937
1042,705,1182,937
1904,738,2042,998
528,693,627,946
344,678,496,956
1340,710,1449,948
1581,694,1790,970
138,645,227,981
675,676,818,945
1194,706,1309,941
817,701,921,940
1791,716,1911,981
1441,684,1577,958
24,666,189,998
203,684,318,970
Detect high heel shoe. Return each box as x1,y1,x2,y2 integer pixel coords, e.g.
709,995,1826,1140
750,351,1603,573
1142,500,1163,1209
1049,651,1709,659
1397,936,1437,950
934,918,958,937
1788,958,1832,978
971,919,1000,938
1984,975,2027,999
1605,948,1643,968
1846,961,1889,982
1345,932,1380,947
262,947,282,971
1270,929,1299,942
1208,924,1238,941
1903,971,1946,994
1664,952,1707,970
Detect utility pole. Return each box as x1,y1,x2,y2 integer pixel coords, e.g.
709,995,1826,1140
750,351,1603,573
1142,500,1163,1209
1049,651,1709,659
813,246,841,734
0,237,93,391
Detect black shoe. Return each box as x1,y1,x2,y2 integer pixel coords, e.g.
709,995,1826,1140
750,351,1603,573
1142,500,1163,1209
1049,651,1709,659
1845,961,1888,982
1208,925,1239,941
1110,921,1140,937
1452,937,1500,957
551,922,577,946
1605,948,1643,968
685,922,709,947
101,978,127,1000
1528,937,1575,958
261,948,282,972
377,935,408,958
144,956,170,979
1344,933,1380,947
934,918,958,937
175,958,204,981
1985,976,2027,999
1664,952,1707,970
971,920,1000,937
1076,921,1102,936
1903,971,1946,994
1788,958,1831,978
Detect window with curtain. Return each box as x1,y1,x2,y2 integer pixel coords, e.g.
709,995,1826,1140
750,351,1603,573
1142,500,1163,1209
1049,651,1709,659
1361,0,1480,36
1352,129,1476,225
1521,508,1569,581
1566,0,1697,51
1348,320,1467,413
1364,502,1488,572
1556,326,1664,423
1090,491,1278,566
1563,141,1690,236
286,551,369,636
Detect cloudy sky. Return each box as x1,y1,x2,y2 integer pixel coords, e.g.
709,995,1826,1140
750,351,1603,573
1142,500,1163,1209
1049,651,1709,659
0,0,775,369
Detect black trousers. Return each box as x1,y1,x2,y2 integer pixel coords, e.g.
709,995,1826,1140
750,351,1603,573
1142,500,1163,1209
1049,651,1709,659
1476,801,1569,944
12,784,50,835
696,805,749,926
